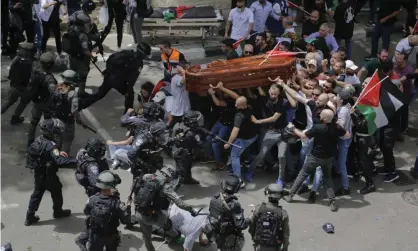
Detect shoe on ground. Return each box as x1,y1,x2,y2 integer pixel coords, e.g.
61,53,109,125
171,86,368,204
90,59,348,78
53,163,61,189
335,187,350,196
383,172,399,183
366,21,375,27
329,200,338,212
245,170,253,182
10,116,24,125
24,212,40,226
283,194,294,203
297,184,310,195
360,183,376,194
308,191,316,204
410,167,418,179
53,209,71,218
240,180,246,188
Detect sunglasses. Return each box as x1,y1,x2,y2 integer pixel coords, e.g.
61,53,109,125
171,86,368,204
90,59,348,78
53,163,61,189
244,51,253,54
312,93,321,96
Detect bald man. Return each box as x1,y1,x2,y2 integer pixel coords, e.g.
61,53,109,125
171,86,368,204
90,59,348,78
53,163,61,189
306,23,339,53
224,95,258,188
243,44,254,57
283,108,350,212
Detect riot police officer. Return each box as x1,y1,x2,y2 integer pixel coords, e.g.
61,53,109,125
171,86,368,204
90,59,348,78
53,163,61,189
204,174,248,251
26,52,58,148
80,42,151,113
248,184,290,251
127,121,170,179
83,171,131,251
64,12,95,96
172,110,208,188
133,165,199,251
1,42,34,124
25,118,77,226
50,70,81,154
76,137,110,197
120,103,164,134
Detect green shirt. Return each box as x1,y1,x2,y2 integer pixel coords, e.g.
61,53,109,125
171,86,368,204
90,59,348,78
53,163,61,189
227,50,239,60
364,58,380,77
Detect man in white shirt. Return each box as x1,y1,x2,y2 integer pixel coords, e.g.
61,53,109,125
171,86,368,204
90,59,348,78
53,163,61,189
344,60,361,85
224,0,254,41
250,0,280,33
39,0,63,55
168,63,191,128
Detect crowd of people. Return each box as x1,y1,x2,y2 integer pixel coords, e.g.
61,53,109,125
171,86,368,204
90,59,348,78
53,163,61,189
1,0,418,251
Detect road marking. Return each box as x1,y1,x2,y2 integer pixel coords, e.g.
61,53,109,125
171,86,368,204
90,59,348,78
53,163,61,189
1,198,19,210
81,108,113,141
354,40,371,54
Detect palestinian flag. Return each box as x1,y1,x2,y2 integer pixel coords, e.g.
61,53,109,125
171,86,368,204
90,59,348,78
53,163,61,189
413,21,418,35
357,70,405,134
233,39,246,57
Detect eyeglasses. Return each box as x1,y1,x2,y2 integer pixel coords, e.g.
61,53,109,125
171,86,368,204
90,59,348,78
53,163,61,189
244,51,253,54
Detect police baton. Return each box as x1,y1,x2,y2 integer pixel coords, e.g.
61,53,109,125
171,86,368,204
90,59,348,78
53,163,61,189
127,177,140,205
195,207,209,216
155,240,167,251
90,57,103,75
214,136,242,149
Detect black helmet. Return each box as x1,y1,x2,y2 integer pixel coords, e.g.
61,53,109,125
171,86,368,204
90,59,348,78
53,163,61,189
137,42,151,56
39,52,56,69
40,118,65,136
85,137,106,159
143,102,163,120
281,125,298,144
17,42,35,57
338,86,354,101
96,171,121,189
81,0,96,13
149,121,167,136
221,174,241,194
183,110,204,127
264,183,284,200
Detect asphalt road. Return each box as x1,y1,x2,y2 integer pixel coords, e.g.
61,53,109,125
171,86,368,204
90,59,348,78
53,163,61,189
1,28,418,250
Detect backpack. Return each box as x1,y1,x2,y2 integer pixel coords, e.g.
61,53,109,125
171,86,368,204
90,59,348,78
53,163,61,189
62,31,82,55
89,197,117,233
254,203,283,246
105,49,142,73
134,175,162,212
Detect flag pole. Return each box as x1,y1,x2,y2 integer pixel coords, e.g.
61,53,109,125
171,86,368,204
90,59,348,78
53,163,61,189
259,42,280,66
287,0,312,16
353,75,389,108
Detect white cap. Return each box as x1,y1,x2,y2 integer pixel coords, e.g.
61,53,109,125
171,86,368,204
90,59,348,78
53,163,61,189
345,60,358,70
152,91,166,103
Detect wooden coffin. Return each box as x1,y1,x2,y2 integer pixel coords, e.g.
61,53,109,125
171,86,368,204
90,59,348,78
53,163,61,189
185,54,296,95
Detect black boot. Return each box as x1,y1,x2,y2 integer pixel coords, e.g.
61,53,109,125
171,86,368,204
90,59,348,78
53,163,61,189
24,211,40,226
360,183,376,195
10,115,24,125
53,209,71,218
184,168,199,185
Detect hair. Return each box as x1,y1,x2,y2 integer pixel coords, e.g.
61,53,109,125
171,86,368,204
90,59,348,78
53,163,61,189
320,23,329,30
313,85,323,93
337,47,346,53
141,81,155,95
161,40,171,48
379,49,388,55
311,10,319,15
311,79,320,87
257,32,267,41
338,61,346,69
327,79,337,88
380,61,393,73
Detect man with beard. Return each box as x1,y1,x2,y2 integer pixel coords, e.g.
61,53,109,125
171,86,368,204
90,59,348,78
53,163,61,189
357,49,390,81
254,32,271,54
302,10,322,38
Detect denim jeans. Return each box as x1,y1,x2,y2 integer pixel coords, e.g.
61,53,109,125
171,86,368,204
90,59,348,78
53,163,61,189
301,138,322,190
34,18,42,52
290,154,335,200
231,136,258,178
206,121,232,164
371,23,393,56
336,38,352,60
250,130,287,180
108,144,133,165
336,138,352,189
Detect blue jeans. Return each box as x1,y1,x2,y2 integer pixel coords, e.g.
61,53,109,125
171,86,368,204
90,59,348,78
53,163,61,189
206,121,232,164
336,138,352,189
231,136,258,178
336,38,352,60
34,18,42,52
371,22,393,56
108,144,133,165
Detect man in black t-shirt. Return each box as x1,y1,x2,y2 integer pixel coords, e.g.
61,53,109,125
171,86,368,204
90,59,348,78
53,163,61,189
284,109,350,212
224,96,258,187
365,0,401,60
250,83,296,186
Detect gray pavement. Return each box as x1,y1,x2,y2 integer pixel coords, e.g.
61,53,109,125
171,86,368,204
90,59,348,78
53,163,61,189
1,27,418,251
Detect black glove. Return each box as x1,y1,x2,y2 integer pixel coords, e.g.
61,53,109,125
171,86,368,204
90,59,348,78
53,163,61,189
190,208,199,217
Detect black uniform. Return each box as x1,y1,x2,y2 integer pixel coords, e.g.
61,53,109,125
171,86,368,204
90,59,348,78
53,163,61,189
84,194,131,251
101,0,126,48
76,149,110,197
26,135,77,224
26,65,57,148
80,47,144,113
249,202,290,251
8,0,35,53
206,192,248,251
1,44,33,122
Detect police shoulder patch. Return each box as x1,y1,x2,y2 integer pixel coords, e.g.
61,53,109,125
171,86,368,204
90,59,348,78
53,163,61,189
52,148,60,156
90,165,99,175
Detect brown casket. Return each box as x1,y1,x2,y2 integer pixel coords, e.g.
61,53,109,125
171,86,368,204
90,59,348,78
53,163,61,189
185,54,296,95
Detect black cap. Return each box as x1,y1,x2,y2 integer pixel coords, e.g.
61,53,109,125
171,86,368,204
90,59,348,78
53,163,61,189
322,223,335,234
222,38,235,47
39,52,56,64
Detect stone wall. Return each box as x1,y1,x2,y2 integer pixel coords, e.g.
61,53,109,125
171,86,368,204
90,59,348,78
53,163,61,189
151,0,232,19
